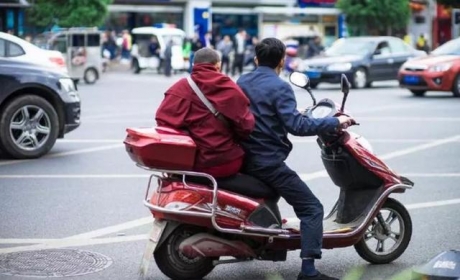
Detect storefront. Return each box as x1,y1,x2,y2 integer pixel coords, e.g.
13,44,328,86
106,0,185,33
0,0,29,36
106,0,343,44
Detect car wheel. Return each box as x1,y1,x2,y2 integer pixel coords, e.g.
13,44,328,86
352,68,367,89
452,73,460,97
410,90,426,97
84,68,98,84
0,95,59,159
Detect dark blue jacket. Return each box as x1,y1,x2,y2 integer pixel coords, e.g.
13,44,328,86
237,66,339,166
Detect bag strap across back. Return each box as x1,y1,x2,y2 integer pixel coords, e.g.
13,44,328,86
186,76,230,127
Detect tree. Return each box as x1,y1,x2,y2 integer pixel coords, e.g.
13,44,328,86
336,0,411,36
29,0,113,28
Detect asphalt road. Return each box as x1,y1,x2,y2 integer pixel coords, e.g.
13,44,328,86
1,70,459,280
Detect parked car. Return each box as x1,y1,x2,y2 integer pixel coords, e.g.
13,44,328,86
0,31,68,73
0,59,80,159
32,28,103,85
130,27,187,74
398,37,460,97
298,36,426,89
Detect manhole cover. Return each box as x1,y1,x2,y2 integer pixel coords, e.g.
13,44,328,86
0,249,113,277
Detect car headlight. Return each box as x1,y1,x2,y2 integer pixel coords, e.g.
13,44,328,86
59,78,76,92
327,63,352,72
59,78,80,102
428,63,452,72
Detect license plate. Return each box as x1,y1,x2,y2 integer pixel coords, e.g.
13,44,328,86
306,70,321,79
403,75,420,84
138,219,167,278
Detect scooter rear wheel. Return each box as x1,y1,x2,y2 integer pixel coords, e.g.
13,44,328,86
354,198,412,264
154,225,217,280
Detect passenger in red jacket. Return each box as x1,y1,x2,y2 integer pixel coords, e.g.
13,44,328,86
155,48,255,178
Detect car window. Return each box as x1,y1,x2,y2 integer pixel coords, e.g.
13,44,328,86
71,35,85,47
389,38,411,54
51,35,68,53
431,38,460,55
87,34,101,47
7,41,25,57
325,38,375,56
0,39,5,57
375,41,391,56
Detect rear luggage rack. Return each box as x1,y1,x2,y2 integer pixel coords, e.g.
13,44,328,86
138,164,291,238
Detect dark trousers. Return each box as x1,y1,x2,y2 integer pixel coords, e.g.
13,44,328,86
232,53,244,76
164,59,172,77
221,55,230,75
243,161,324,259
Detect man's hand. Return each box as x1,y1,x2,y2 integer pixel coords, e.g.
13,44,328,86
337,115,356,129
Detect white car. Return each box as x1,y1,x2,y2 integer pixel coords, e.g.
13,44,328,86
130,27,187,74
0,32,68,73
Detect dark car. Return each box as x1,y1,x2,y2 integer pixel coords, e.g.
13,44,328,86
299,36,426,89
0,59,81,159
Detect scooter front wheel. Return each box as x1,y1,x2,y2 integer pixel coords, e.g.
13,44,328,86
154,225,217,280
354,198,412,264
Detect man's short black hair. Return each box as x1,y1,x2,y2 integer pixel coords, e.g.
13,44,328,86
193,47,220,64
255,38,286,69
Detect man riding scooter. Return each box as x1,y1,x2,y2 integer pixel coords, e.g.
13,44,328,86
237,38,354,280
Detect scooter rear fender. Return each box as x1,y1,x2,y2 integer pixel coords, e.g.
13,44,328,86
154,220,181,253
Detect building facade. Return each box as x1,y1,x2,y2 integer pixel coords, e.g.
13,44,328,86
0,0,29,36
106,0,344,45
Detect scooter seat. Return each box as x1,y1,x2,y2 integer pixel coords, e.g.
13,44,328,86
181,173,279,200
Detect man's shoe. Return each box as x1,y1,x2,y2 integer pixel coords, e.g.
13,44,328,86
297,272,339,280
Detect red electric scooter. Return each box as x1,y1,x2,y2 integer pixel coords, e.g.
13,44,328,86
125,73,414,280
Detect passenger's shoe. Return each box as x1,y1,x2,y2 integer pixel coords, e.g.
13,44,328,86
297,272,339,280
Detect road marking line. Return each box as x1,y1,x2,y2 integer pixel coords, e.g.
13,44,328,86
0,174,149,178
0,234,148,254
376,135,460,159
351,102,424,114
57,139,122,143
300,135,460,181
0,144,124,166
1,173,458,179
356,117,460,122
291,138,460,143
0,135,457,254
406,198,460,210
402,173,460,178
84,111,153,120
65,217,153,240
54,138,460,144
0,198,459,253
86,116,460,123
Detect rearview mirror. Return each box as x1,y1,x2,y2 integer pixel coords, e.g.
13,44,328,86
289,72,310,89
340,74,351,112
341,74,350,95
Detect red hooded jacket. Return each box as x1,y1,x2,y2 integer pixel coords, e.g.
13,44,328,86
155,63,255,177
